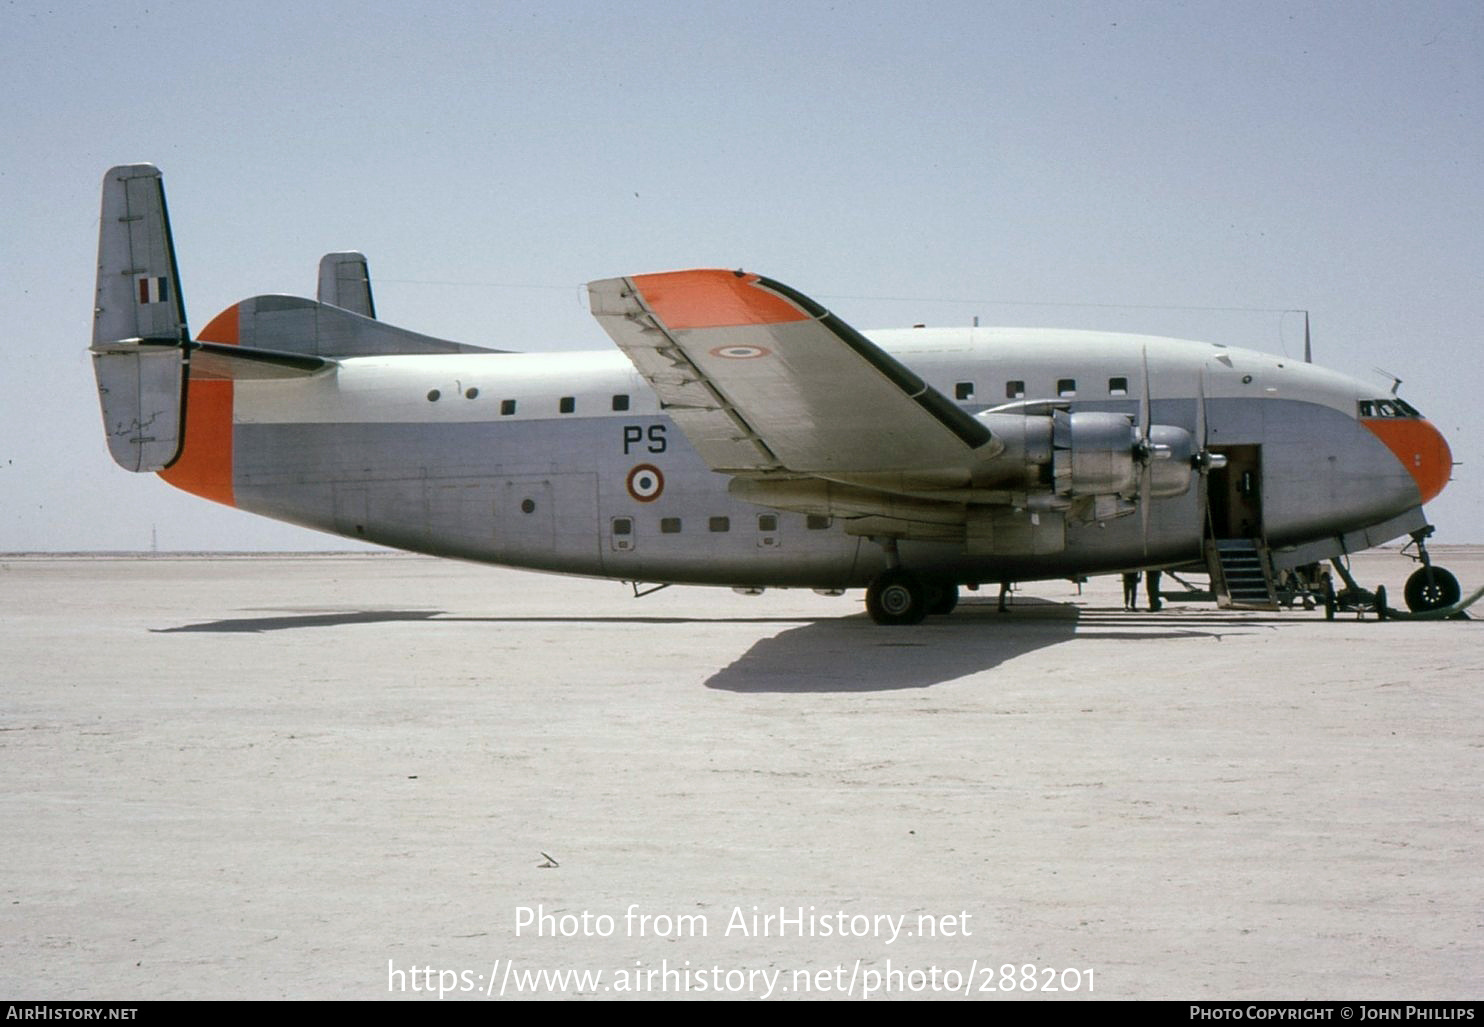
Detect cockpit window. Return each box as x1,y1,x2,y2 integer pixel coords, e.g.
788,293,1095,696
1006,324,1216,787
1358,398,1423,419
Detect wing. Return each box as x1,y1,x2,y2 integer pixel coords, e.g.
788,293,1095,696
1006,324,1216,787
588,270,992,479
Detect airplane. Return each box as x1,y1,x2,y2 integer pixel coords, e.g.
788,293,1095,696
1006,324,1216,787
90,164,1460,625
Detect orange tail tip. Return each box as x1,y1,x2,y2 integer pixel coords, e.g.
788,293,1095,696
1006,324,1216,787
157,305,238,507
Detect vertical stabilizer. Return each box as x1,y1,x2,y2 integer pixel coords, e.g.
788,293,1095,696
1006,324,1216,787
317,251,376,318
91,164,188,471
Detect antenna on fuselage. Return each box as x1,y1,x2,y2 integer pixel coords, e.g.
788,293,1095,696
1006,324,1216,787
1303,310,1312,363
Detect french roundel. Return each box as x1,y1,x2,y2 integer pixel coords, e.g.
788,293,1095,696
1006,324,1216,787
626,464,665,502
708,344,772,360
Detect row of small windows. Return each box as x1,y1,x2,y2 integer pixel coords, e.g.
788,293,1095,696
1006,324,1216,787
612,514,831,535
425,391,633,413
952,377,1131,402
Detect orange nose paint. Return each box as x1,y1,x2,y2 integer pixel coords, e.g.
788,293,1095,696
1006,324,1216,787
1362,418,1452,505
158,305,237,507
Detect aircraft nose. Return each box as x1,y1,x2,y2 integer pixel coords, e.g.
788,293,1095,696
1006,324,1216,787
1363,417,1453,505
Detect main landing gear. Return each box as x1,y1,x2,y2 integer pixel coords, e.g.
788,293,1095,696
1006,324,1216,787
864,569,960,625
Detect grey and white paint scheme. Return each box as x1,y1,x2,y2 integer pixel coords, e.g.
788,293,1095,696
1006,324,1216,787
91,165,1456,624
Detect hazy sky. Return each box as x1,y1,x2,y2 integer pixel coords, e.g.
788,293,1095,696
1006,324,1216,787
2,0,1480,550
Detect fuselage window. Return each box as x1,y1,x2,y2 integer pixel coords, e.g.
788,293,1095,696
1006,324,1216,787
612,517,633,536
954,382,974,400
660,517,682,534
612,394,630,412
1108,377,1128,396
1006,380,1025,399
806,515,831,530
500,399,517,416
559,396,576,414
1058,378,1077,397
758,514,778,532
709,516,730,533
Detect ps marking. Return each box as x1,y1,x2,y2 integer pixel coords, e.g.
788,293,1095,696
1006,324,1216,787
709,344,771,360
626,464,665,502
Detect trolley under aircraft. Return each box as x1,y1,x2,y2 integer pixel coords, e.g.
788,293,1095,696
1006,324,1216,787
91,164,1460,624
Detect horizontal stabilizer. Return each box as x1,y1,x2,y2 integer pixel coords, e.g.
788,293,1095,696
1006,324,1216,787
214,294,501,358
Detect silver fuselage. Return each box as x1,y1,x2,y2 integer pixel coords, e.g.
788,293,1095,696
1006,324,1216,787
186,326,1435,588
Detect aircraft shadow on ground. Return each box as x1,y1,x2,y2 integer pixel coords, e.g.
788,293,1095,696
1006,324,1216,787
151,600,1241,691
152,610,448,633
705,598,1253,693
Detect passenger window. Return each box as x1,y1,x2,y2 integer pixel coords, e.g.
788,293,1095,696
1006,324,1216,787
1108,377,1128,396
1006,380,1025,399
757,514,778,532
559,396,576,414
708,516,730,533
1058,378,1077,397
612,517,632,536
954,382,974,400
806,515,831,530
500,399,517,416
660,517,682,534
611,394,630,412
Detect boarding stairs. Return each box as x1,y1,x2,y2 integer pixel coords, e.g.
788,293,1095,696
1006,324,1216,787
1208,538,1279,610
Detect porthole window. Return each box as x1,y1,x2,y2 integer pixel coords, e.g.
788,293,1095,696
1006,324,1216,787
1108,377,1128,396
1057,378,1077,397
612,394,630,411
758,514,778,532
559,396,575,414
520,498,536,514
806,515,831,530
954,382,974,401
500,399,516,416
709,516,730,533
427,389,441,402
612,517,633,536
1006,380,1025,399
660,517,682,534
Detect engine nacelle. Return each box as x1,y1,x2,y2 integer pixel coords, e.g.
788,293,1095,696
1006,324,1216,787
975,409,1196,502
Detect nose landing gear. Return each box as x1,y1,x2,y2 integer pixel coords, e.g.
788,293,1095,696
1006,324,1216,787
1401,527,1461,613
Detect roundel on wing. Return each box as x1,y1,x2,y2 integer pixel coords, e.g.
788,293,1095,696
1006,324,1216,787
626,464,665,502
708,344,772,360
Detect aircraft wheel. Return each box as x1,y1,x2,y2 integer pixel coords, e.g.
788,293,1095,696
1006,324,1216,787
1404,566,1461,613
927,583,960,616
1323,579,1336,621
1376,585,1388,621
867,570,928,626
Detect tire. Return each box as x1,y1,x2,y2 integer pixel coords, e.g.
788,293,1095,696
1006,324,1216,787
1376,585,1388,621
1404,566,1461,613
866,569,927,626
927,583,959,616
1323,579,1336,621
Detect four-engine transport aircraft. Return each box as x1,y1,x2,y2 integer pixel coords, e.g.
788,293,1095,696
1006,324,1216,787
91,164,1459,624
